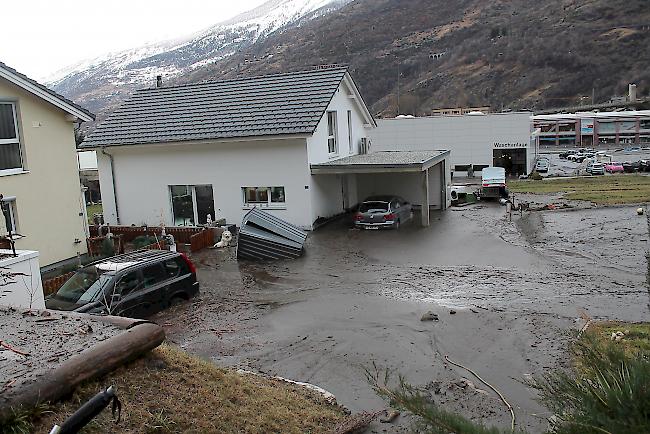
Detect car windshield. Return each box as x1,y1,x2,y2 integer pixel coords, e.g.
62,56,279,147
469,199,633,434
54,268,113,304
360,201,389,213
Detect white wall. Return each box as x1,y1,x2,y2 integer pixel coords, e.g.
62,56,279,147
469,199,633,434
97,138,315,229
306,80,371,164
369,113,532,175
0,250,44,309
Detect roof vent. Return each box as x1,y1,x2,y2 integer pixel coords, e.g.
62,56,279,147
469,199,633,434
156,75,162,88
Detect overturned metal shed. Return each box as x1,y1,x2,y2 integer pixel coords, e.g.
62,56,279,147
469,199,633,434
237,208,307,260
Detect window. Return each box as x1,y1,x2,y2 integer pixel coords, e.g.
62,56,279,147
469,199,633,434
472,165,489,172
347,110,353,153
454,165,471,172
164,257,187,278
142,263,168,288
170,185,215,226
242,187,286,207
327,111,338,154
0,196,18,235
0,103,23,172
116,271,142,296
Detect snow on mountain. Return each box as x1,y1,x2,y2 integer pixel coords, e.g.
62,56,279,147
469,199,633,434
49,0,351,115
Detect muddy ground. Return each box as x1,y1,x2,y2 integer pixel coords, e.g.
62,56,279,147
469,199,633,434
155,202,649,433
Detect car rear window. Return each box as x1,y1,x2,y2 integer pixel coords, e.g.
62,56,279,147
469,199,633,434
163,257,189,278
142,263,168,287
359,202,389,212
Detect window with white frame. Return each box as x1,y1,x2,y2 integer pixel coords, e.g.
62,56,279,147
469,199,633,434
169,185,215,226
0,196,18,235
347,110,353,153
0,103,23,172
327,111,338,154
242,187,286,207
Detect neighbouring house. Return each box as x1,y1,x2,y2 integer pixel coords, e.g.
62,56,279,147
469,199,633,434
0,62,95,267
82,66,450,229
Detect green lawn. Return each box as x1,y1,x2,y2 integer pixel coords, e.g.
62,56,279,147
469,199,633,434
86,203,103,223
509,175,650,204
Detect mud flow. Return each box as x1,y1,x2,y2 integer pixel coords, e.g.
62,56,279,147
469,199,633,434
155,203,649,433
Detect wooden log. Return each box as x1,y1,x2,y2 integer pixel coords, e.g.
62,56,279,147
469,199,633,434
0,322,165,419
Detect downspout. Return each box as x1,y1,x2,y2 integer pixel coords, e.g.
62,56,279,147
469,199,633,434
100,147,120,224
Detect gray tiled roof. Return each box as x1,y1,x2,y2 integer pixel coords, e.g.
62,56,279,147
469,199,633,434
310,150,450,174
0,61,95,120
82,67,350,148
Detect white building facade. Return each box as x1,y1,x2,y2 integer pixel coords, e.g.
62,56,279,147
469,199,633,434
370,112,534,177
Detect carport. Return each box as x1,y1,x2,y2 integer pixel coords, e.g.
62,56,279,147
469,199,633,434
310,150,450,227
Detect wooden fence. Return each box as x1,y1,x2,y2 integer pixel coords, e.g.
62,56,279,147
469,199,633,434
42,271,75,296
88,225,221,252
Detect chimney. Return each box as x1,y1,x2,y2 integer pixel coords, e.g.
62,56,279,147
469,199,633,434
629,83,637,102
156,75,163,88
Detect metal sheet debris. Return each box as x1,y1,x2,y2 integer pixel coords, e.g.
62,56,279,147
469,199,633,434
236,208,307,261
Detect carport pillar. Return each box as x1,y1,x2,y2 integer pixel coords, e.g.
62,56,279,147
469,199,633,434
422,168,430,227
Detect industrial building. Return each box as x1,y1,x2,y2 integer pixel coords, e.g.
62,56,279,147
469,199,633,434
533,110,650,148
370,112,534,177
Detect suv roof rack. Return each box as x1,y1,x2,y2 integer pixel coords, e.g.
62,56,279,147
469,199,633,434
87,249,177,270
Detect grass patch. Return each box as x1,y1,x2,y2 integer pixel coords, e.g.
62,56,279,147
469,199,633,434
86,203,103,223
508,175,650,204
587,321,650,355
28,345,346,433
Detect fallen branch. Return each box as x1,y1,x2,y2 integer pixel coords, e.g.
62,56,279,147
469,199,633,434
330,410,382,434
0,340,30,356
444,354,516,432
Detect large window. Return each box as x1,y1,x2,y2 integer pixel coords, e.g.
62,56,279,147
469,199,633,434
0,103,23,172
170,185,214,226
327,111,338,154
242,187,286,207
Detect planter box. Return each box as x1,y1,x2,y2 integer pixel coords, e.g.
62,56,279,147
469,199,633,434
0,249,45,309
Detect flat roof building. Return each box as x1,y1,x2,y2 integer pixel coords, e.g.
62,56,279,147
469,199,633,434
370,112,534,177
533,110,650,148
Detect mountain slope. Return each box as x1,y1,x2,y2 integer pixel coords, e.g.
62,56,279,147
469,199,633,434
187,0,650,115
50,0,351,116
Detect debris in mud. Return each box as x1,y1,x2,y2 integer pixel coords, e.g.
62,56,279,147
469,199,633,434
610,331,626,341
379,409,400,423
237,208,307,261
420,311,439,321
449,309,457,315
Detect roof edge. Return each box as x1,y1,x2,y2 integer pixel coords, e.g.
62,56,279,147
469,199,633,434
0,62,95,122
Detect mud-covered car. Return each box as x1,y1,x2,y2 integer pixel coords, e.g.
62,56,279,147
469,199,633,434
46,250,199,318
353,196,412,229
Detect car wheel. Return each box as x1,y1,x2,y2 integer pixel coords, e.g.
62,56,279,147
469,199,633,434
170,296,187,307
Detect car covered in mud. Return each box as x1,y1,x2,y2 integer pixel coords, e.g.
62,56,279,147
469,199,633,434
623,161,641,173
586,162,605,175
46,250,199,318
353,196,412,229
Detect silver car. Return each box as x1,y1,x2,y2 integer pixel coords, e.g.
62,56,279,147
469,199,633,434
353,196,412,229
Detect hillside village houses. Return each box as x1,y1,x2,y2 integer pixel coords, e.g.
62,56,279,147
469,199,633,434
0,62,94,268
82,66,451,230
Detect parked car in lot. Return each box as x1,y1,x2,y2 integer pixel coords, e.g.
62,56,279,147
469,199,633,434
46,250,199,318
354,196,412,229
559,150,575,159
604,162,624,173
535,158,550,173
640,160,650,172
585,162,605,175
568,153,587,163
623,161,640,173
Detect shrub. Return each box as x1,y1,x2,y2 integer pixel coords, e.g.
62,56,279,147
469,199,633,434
132,235,158,249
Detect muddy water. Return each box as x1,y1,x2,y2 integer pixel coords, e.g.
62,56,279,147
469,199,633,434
156,203,649,433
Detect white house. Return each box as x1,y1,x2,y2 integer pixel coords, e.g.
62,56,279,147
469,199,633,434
370,112,534,177
82,67,450,229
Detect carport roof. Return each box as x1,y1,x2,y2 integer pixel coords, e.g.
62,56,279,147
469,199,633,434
310,150,450,174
